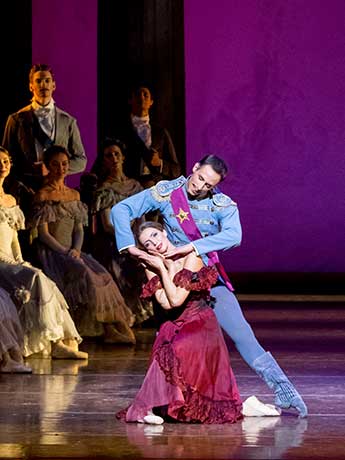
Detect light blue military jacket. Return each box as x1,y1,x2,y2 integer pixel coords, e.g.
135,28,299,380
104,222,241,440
110,176,242,259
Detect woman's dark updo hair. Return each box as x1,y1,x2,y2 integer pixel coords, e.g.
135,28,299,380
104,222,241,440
43,145,70,168
90,137,127,184
102,137,127,154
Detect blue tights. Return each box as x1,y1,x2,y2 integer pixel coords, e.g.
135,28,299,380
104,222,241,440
212,285,265,366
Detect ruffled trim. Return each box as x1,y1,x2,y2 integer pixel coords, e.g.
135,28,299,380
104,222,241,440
171,385,243,424
154,341,185,388
122,343,243,424
92,188,119,212
140,275,162,299
34,245,133,327
28,200,88,228
116,393,242,425
92,180,142,213
0,205,25,231
173,267,219,291
152,342,242,424
140,267,219,300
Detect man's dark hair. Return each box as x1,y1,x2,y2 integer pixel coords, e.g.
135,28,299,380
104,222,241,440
198,154,228,181
128,79,156,100
29,64,55,83
43,145,70,167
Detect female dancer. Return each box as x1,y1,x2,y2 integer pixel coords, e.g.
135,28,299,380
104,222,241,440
117,221,243,424
29,145,136,344
91,138,153,325
0,146,87,359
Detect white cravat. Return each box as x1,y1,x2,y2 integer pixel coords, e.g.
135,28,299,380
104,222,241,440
32,99,56,161
131,114,163,176
131,114,152,148
131,114,152,175
32,98,56,139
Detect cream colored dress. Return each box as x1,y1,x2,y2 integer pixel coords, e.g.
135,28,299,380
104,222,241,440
0,205,81,357
0,287,24,361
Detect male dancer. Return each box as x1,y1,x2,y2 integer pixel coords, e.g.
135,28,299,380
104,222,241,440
110,154,308,417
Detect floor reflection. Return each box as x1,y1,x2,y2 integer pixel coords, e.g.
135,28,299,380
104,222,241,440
26,357,89,376
1,315,344,460
24,358,88,446
123,416,308,459
241,417,308,459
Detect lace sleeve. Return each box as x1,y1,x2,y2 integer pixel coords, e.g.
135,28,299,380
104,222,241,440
140,275,162,299
92,188,118,213
27,201,58,228
28,200,88,227
74,201,89,226
0,206,25,231
174,266,219,291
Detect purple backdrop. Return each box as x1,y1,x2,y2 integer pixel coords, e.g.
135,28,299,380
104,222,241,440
31,0,97,188
184,0,345,272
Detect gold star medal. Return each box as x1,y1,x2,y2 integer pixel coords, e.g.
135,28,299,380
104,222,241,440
176,208,189,223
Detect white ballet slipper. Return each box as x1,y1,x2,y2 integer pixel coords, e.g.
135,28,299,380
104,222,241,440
242,395,281,417
143,414,164,425
137,410,164,425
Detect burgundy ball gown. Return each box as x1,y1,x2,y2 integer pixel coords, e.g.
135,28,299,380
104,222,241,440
117,266,243,424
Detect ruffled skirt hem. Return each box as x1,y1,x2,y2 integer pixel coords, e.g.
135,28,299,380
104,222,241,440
37,246,133,325
117,359,243,424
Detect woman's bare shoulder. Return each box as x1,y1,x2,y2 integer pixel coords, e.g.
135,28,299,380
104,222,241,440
183,252,204,272
34,187,50,202
2,194,17,207
69,188,80,200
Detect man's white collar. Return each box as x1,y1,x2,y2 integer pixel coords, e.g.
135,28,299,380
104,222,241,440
31,98,55,111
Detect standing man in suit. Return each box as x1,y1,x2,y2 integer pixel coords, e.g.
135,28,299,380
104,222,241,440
2,63,87,207
115,83,181,189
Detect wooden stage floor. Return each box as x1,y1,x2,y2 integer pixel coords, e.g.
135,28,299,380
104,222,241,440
0,299,344,460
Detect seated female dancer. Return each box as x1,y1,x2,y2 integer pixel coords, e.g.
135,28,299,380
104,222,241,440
117,221,244,424
0,146,87,359
91,138,153,325
29,145,136,344
0,287,32,373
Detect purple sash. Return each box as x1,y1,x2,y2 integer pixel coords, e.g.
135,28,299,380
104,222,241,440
170,187,234,292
